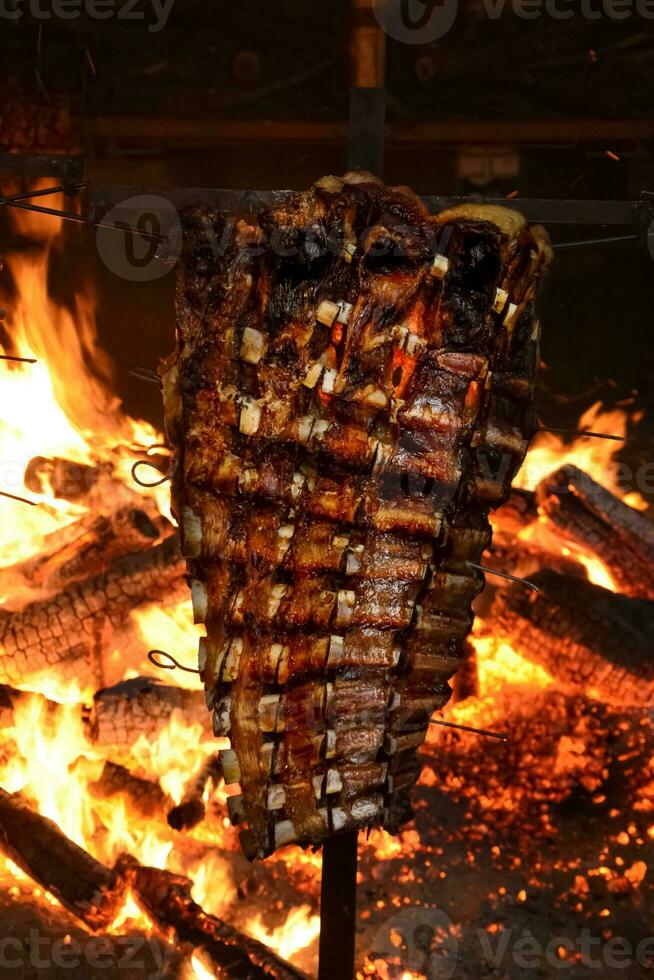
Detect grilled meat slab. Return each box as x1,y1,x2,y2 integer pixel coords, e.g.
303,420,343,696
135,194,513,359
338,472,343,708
161,172,551,859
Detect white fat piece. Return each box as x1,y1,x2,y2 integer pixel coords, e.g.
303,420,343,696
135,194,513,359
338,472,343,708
197,637,207,672
337,301,353,324
213,696,232,735
431,254,449,278
298,415,316,445
277,523,295,559
335,590,356,626
316,300,340,327
327,634,344,667
239,397,262,436
325,768,342,794
291,471,306,499
240,326,266,364
503,302,519,329
182,507,202,557
268,583,288,620
321,368,337,394
324,729,337,759
341,242,356,263
493,287,509,313
274,820,297,848
267,784,286,810
331,807,348,832
259,693,281,733
312,419,330,442
219,749,241,785
363,387,388,409
191,579,208,623
303,362,323,389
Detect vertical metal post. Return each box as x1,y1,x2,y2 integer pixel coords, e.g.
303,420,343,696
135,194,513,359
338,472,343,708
348,0,387,176
318,11,385,979
318,831,359,980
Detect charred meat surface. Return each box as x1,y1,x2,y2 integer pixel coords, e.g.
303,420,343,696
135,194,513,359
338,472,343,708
161,173,551,859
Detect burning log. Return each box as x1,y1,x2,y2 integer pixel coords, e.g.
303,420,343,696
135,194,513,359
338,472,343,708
536,465,654,600
492,488,538,534
88,677,211,748
485,534,589,589
0,536,186,690
116,854,308,980
167,752,222,832
88,761,171,818
0,790,304,979
0,506,161,600
0,788,125,930
0,679,210,752
490,569,654,705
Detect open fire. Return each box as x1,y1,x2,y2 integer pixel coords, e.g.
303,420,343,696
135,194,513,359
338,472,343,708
0,184,652,979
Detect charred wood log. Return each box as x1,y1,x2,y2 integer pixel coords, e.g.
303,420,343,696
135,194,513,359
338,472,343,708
492,488,538,535
0,507,161,601
490,569,654,705
0,790,305,979
0,536,186,690
87,677,211,748
0,683,58,726
0,788,125,930
536,465,654,600
88,761,171,818
116,853,308,980
485,534,588,584
0,680,210,750
167,753,222,831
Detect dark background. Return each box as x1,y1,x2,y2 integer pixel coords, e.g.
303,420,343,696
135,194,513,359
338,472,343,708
0,0,653,489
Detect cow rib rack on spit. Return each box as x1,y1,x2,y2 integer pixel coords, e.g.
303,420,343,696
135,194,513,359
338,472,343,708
160,172,552,860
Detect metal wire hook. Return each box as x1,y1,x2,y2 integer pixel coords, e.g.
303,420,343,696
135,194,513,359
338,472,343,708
131,459,171,488
148,649,201,674
128,366,162,387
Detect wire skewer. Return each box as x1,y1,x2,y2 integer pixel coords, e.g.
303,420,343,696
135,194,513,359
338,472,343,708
1,198,164,242
0,490,37,506
128,366,161,386
540,427,625,442
148,650,200,675
469,562,540,593
429,718,508,741
0,354,37,364
0,183,86,208
131,459,171,488
552,233,638,250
